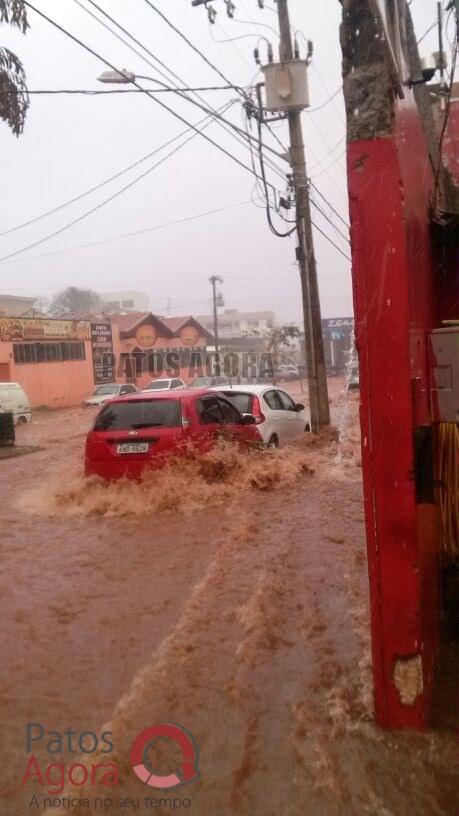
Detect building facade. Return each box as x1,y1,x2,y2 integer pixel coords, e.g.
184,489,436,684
195,309,275,339
100,291,150,312
0,312,212,408
0,294,37,317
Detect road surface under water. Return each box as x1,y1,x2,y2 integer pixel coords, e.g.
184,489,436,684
0,381,457,816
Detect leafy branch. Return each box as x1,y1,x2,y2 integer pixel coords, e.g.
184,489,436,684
0,0,29,136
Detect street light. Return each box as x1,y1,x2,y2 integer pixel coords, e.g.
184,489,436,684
98,69,136,84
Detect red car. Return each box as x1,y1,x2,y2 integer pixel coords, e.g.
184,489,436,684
84,388,262,480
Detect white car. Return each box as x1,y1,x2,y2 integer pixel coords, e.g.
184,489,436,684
82,383,139,407
211,384,309,448
0,382,31,425
142,378,186,392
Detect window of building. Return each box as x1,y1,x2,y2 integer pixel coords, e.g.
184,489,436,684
121,299,134,308
13,342,85,364
13,344,37,365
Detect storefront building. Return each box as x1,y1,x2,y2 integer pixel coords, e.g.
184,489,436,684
0,316,94,408
111,311,213,388
0,312,212,408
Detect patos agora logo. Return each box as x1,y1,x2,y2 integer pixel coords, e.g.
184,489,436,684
130,723,200,791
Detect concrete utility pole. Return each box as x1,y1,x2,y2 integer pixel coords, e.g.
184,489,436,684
209,274,223,373
276,0,330,432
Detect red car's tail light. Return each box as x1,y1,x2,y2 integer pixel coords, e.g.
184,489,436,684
252,396,265,424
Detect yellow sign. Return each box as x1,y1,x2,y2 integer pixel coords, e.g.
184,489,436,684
0,317,91,342
135,324,158,348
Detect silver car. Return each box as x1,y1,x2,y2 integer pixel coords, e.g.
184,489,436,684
142,378,186,392
82,383,139,407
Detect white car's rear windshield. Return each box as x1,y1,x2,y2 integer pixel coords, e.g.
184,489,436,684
94,399,181,430
221,392,253,414
144,380,170,390
93,385,119,396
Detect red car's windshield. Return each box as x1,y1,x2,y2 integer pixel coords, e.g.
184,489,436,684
94,399,181,431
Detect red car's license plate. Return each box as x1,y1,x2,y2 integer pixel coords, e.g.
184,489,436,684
117,442,149,455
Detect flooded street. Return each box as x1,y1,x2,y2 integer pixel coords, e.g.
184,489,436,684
1,381,457,816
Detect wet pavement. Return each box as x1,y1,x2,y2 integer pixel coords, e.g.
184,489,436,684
0,381,457,816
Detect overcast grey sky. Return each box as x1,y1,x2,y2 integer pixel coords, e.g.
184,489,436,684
0,0,444,322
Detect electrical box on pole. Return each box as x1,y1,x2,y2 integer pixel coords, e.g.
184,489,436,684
262,60,310,112
429,325,459,422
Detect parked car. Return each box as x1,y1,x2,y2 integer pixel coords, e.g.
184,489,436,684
189,376,230,388
0,382,31,425
274,365,299,382
211,384,309,448
82,383,139,407
143,378,185,391
85,389,262,480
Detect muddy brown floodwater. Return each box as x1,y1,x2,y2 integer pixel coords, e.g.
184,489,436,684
0,380,457,816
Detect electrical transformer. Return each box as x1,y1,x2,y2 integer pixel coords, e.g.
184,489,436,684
429,325,459,422
262,60,310,112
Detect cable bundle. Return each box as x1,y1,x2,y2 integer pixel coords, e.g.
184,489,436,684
434,422,459,561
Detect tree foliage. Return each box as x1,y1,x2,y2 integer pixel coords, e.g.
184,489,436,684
264,323,300,353
49,287,102,317
0,0,29,136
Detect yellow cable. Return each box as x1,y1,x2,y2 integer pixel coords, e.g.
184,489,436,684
434,422,459,562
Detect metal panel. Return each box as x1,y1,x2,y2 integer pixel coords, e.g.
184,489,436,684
429,327,459,422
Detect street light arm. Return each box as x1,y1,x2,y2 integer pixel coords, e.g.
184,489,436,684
98,69,289,164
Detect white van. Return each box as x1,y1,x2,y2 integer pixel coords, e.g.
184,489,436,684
0,382,32,425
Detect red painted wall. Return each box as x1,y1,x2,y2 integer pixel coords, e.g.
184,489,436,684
347,83,448,727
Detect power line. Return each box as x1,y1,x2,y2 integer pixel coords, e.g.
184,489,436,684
0,102,237,262
78,0,294,189
256,117,295,237
75,1,288,173
309,136,345,172
307,85,343,113
142,0,247,98
311,220,351,262
24,2,284,196
0,195,352,267
310,199,350,245
0,100,235,239
19,2,351,271
310,148,347,178
0,200,256,265
11,84,242,94
309,181,349,228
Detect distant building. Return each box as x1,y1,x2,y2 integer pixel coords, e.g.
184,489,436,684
0,310,212,407
195,308,275,339
300,317,354,374
0,294,36,317
100,291,149,312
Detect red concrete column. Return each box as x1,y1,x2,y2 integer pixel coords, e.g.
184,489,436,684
348,136,440,728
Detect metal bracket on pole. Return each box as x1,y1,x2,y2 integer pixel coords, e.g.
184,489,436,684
255,83,289,125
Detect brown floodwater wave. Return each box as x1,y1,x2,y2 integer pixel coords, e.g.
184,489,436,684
17,439,315,519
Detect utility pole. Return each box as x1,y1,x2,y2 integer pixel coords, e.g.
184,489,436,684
191,0,330,429
276,0,330,432
209,274,223,374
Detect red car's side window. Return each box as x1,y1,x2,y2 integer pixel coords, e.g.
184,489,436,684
195,396,224,425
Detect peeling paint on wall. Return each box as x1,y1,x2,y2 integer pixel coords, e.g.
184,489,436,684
393,655,424,706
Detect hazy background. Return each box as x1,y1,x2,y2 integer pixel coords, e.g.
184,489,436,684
0,0,445,322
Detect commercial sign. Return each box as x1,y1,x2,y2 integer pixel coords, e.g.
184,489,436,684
90,322,114,384
0,317,91,342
